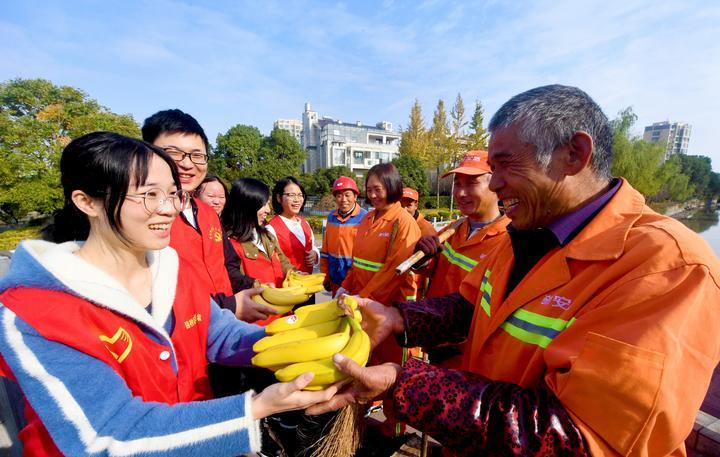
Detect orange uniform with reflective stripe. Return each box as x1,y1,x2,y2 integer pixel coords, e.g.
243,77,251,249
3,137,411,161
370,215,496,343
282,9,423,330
458,180,720,456
342,202,420,363
425,216,508,299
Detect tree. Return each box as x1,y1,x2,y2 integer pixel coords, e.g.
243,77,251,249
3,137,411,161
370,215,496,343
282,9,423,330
428,99,450,206
398,99,428,159
392,154,430,198
448,93,467,165
610,107,666,197
213,124,263,182
310,166,354,196
0,78,140,223
466,99,489,150
213,126,304,187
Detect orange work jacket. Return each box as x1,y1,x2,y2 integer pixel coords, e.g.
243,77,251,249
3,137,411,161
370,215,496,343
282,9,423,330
415,213,437,238
342,202,421,364
425,215,508,299
458,179,720,457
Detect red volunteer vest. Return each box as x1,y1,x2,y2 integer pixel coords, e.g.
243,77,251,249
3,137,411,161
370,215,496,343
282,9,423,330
229,237,285,288
170,198,233,295
268,215,314,273
0,260,213,456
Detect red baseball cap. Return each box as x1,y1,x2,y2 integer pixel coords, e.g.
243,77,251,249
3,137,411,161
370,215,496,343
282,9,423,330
332,176,359,195
442,150,492,178
402,187,419,201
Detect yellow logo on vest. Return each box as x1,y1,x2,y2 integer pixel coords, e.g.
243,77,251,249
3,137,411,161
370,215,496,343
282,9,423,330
208,226,223,243
99,327,133,363
184,313,203,330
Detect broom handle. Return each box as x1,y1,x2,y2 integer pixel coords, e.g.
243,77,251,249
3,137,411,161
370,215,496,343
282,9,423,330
395,218,465,275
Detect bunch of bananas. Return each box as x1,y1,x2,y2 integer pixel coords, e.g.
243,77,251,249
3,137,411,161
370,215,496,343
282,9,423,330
251,296,371,390
251,271,327,313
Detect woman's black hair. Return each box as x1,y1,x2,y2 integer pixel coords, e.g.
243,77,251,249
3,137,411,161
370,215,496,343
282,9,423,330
271,176,306,215
222,178,270,242
51,131,180,243
366,163,403,204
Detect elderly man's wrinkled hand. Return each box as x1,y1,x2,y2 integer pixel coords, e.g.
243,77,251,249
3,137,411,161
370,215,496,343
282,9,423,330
305,355,401,415
355,297,405,349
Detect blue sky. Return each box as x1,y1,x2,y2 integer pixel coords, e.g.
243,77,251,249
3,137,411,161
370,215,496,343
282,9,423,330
2,0,719,169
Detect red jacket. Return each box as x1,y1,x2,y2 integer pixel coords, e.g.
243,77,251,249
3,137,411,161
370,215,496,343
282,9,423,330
170,198,233,296
268,215,315,274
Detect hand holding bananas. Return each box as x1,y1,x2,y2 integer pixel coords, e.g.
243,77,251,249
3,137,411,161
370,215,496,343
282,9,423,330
250,371,339,420
248,271,327,315
234,287,277,322
350,296,405,350
251,295,372,391
305,357,402,416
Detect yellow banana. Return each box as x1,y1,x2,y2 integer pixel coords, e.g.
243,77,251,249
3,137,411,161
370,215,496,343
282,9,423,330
252,318,351,368
300,283,324,294
252,295,294,314
293,299,357,319
288,271,326,284
275,318,370,387
252,318,342,352
265,305,348,334
261,285,309,306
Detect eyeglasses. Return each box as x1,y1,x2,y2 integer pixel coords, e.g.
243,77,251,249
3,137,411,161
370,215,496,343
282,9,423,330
163,147,208,165
282,193,304,200
125,189,189,213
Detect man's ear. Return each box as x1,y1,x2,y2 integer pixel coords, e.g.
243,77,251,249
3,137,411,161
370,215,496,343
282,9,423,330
70,191,102,218
560,131,593,176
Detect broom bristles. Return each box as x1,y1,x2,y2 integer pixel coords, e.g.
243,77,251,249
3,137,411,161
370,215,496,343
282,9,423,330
309,404,364,457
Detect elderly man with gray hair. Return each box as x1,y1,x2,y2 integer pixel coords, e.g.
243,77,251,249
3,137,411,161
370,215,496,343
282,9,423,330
308,85,720,456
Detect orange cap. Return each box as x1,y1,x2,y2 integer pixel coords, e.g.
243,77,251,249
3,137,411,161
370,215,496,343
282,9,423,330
402,187,419,201
442,150,491,178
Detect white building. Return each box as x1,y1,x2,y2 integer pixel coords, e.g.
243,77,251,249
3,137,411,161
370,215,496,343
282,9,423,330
643,121,692,160
273,118,302,143
301,103,400,175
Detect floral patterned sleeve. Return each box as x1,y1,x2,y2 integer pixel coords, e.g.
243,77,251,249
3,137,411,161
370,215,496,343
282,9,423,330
395,292,474,349
386,358,589,456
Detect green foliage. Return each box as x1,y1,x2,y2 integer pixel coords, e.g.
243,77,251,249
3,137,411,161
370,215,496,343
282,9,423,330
213,126,305,187
392,154,430,197
0,78,141,223
308,166,354,196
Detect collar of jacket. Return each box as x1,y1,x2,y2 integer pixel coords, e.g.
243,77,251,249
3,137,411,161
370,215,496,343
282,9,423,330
334,203,361,221
464,215,510,242
1,240,178,345
371,201,403,223
240,230,276,259
562,178,644,262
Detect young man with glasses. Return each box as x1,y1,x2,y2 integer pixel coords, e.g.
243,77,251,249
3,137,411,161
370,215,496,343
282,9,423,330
142,110,274,323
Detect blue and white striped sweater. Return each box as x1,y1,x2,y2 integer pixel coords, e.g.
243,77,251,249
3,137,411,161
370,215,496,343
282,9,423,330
0,241,265,456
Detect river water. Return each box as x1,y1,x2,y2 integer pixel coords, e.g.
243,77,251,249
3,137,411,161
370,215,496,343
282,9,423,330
679,210,720,258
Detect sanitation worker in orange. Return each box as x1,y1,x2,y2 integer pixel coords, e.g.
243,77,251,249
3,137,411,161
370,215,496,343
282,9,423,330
413,150,509,367
400,187,436,238
308,84,720,456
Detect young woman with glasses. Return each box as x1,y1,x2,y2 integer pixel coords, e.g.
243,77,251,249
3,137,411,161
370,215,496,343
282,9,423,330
268,177,319,274
0,132,335,456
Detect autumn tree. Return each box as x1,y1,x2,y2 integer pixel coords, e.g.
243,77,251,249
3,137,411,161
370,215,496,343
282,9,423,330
398,99,428,159
428,99,450,205
466,99,489,150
